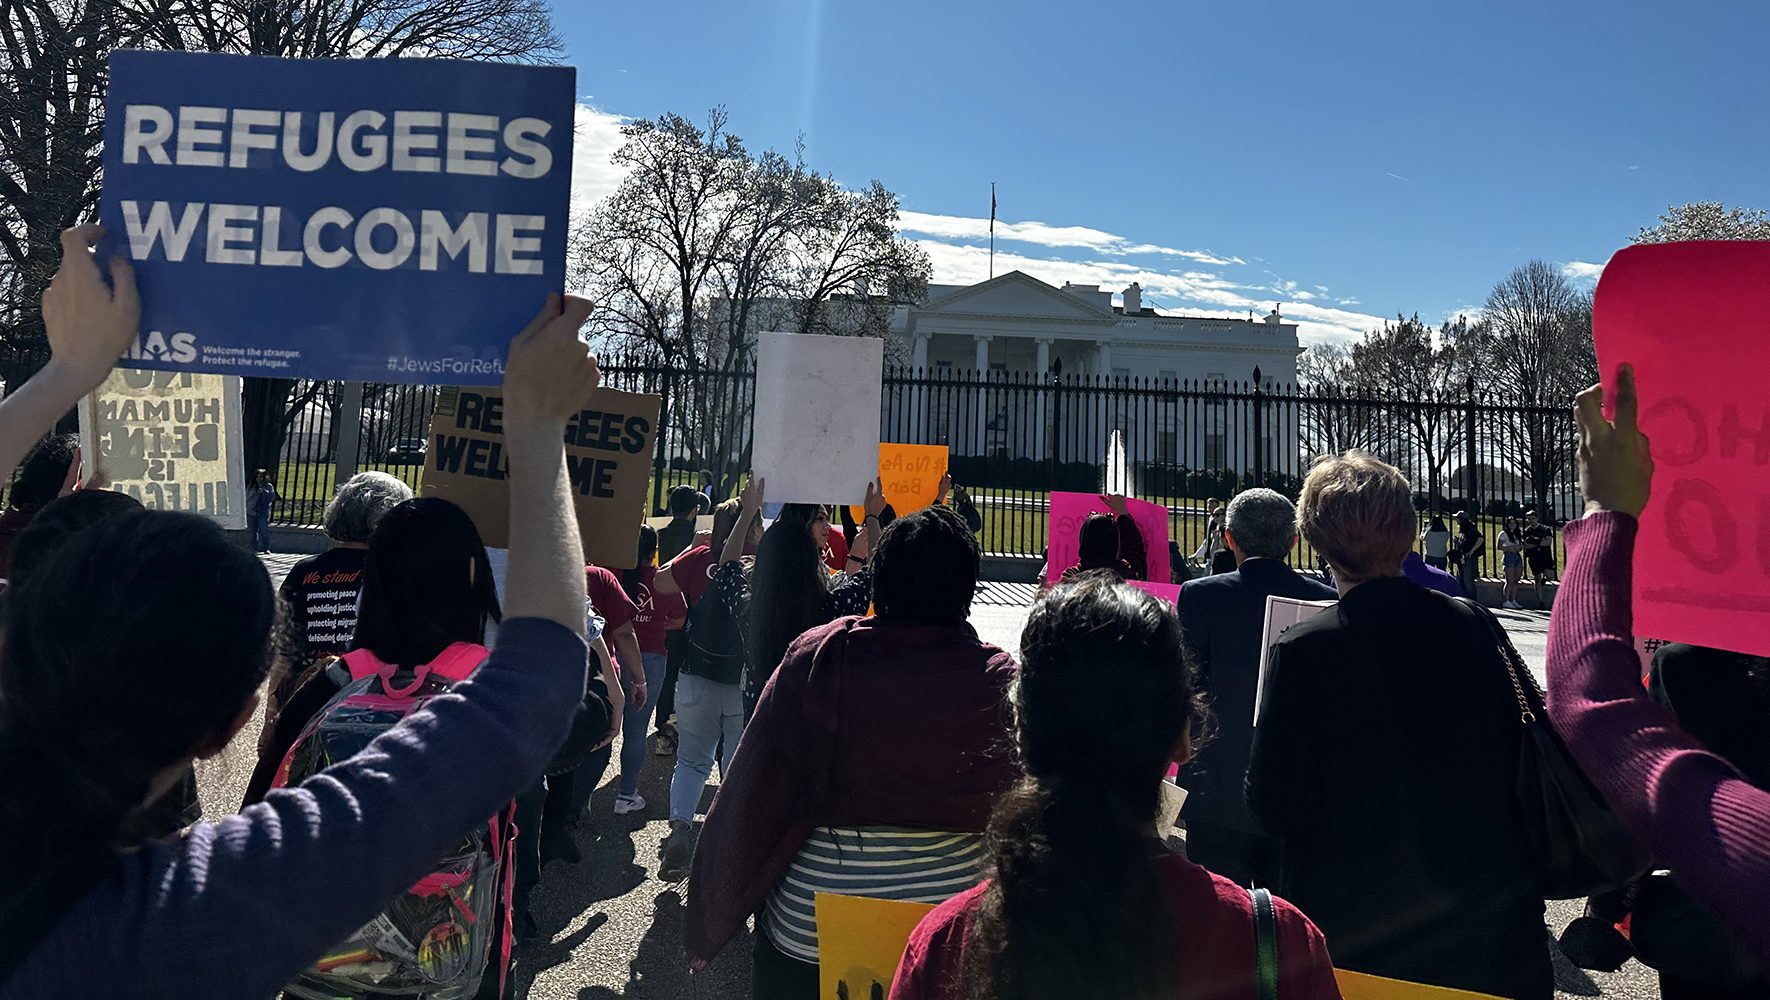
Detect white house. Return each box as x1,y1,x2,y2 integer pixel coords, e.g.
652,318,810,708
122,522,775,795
886,271,1304,469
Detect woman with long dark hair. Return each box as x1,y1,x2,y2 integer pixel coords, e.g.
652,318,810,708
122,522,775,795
660,477,884,871
0,259,597,998
891,576,1339,1000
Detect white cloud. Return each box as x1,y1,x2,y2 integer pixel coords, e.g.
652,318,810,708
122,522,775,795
569,103,631,211
1560,260,1605,284
897,210,1243,265
910,239,1385,346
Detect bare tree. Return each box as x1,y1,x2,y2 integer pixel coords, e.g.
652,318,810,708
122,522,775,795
576,111,928,496
1634,201,1770,244
1348,314,1472,504
0,0,121,390
1295,343,1384,460
1473,260,1595,509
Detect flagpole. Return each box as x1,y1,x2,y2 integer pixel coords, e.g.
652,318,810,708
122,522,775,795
989,182,996,279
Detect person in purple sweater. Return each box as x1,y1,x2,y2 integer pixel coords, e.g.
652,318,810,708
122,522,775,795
0,230,601,999
1548,364,1770,970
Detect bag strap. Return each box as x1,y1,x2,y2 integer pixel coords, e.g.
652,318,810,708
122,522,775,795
1250,885,1279,1000
1452,596,1540,726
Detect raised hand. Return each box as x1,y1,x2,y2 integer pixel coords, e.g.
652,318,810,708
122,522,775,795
41,224,139,388
1102,493,1129,517
1574,363,1653,520
863,479,888,519
739,475,765,515
503,293,599,426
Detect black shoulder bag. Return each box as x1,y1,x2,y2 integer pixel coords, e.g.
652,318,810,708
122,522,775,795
1249,885,1279,1000
1456,597,1653,899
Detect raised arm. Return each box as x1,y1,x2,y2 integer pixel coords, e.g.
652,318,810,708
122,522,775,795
502,295,600,633
721,477,762,566
1547,368,1770,966
0,226,137,484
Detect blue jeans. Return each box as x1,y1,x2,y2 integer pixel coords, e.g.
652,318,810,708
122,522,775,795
249,513,271,552
618,652,669,796
668,672,745,824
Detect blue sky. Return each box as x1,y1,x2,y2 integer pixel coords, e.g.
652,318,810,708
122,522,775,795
553,0,1769,344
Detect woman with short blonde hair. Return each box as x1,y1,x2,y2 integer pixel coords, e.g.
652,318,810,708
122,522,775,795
1249,450,1553,998
1295,451,1415,586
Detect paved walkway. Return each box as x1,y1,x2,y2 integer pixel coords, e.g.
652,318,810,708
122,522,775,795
226,558,1650,999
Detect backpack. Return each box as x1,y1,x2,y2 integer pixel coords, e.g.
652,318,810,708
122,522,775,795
275,642,516,1000
681,580,745,686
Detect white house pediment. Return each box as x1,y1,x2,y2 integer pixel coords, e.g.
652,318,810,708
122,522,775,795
921,271,1117,322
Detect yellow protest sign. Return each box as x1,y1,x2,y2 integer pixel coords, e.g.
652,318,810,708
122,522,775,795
1335,969,1502,1000
848,444,949,524
816,893,936,1000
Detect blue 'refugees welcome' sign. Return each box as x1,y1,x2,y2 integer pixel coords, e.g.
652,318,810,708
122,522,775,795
100,50,575,385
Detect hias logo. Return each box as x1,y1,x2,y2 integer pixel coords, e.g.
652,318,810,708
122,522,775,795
125,331,197,364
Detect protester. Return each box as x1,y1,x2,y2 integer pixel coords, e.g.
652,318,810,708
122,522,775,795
0,236,595,998
697,468,717,507
890,576,1340,1000
1209,548,1238,575
1175,488,1334,889
1497,515,1526,609
1400,550,1462,597
1248,451,1552,999
1546,366,1770,970
0,433,80,578
1522,509,1557,609
684,506,1017,997
1452,508,1484,597
948,480,984,536
653,495,768,871
778,502,848,573
270,471,413,713
1051,494,1146,586
1420,514,1452,571
248,467,278,553
611,525,686,816
659,485,704,563
652,484,708,755
1194,496,1228,564
658,479,883,873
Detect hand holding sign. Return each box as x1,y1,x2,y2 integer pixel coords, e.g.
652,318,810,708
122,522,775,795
503,293,600,426
42,225,139,389
740,475,766,516
863,479,888,519
1575,364,1653,520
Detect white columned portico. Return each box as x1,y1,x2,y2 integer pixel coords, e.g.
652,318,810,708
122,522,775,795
1095,339,1113,375
909,333,930,441
973,335,993,458
1033,337,1053,461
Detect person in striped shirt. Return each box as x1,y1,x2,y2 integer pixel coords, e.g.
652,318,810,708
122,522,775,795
682,505,1019,998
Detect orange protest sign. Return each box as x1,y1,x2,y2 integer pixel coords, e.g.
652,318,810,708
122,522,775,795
816,893,936,1000
848,444,949,523
1335,969,1502,1000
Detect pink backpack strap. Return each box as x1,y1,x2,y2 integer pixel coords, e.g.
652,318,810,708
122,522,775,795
340,643,487,696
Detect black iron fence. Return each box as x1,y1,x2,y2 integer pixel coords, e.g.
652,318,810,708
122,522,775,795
269,359,1580,572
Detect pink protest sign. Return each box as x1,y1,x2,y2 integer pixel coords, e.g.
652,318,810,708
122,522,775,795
1593,241,1770,657
1129,580,1181,604
1046,492,1172,584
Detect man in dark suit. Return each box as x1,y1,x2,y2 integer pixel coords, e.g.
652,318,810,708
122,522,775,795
1175,487,1334,888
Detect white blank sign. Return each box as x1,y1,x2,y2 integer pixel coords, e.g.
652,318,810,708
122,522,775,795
752,332,884,505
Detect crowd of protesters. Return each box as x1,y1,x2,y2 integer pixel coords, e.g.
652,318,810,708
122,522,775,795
2,225,1767,1000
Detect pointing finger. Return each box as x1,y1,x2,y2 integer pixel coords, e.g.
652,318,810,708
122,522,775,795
1614,363,1640,435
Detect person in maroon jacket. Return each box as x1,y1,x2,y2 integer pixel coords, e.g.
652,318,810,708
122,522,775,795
682,505,1018,999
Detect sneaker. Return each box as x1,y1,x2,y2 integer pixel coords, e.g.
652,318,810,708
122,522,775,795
653,729,678,757
613,792,647,815
1504,600,1522,610
661,822,694,875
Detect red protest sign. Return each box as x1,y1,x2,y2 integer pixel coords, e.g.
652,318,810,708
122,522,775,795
1593,241,1770,657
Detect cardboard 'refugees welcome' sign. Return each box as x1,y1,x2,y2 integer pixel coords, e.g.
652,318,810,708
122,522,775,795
423,386,661,569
